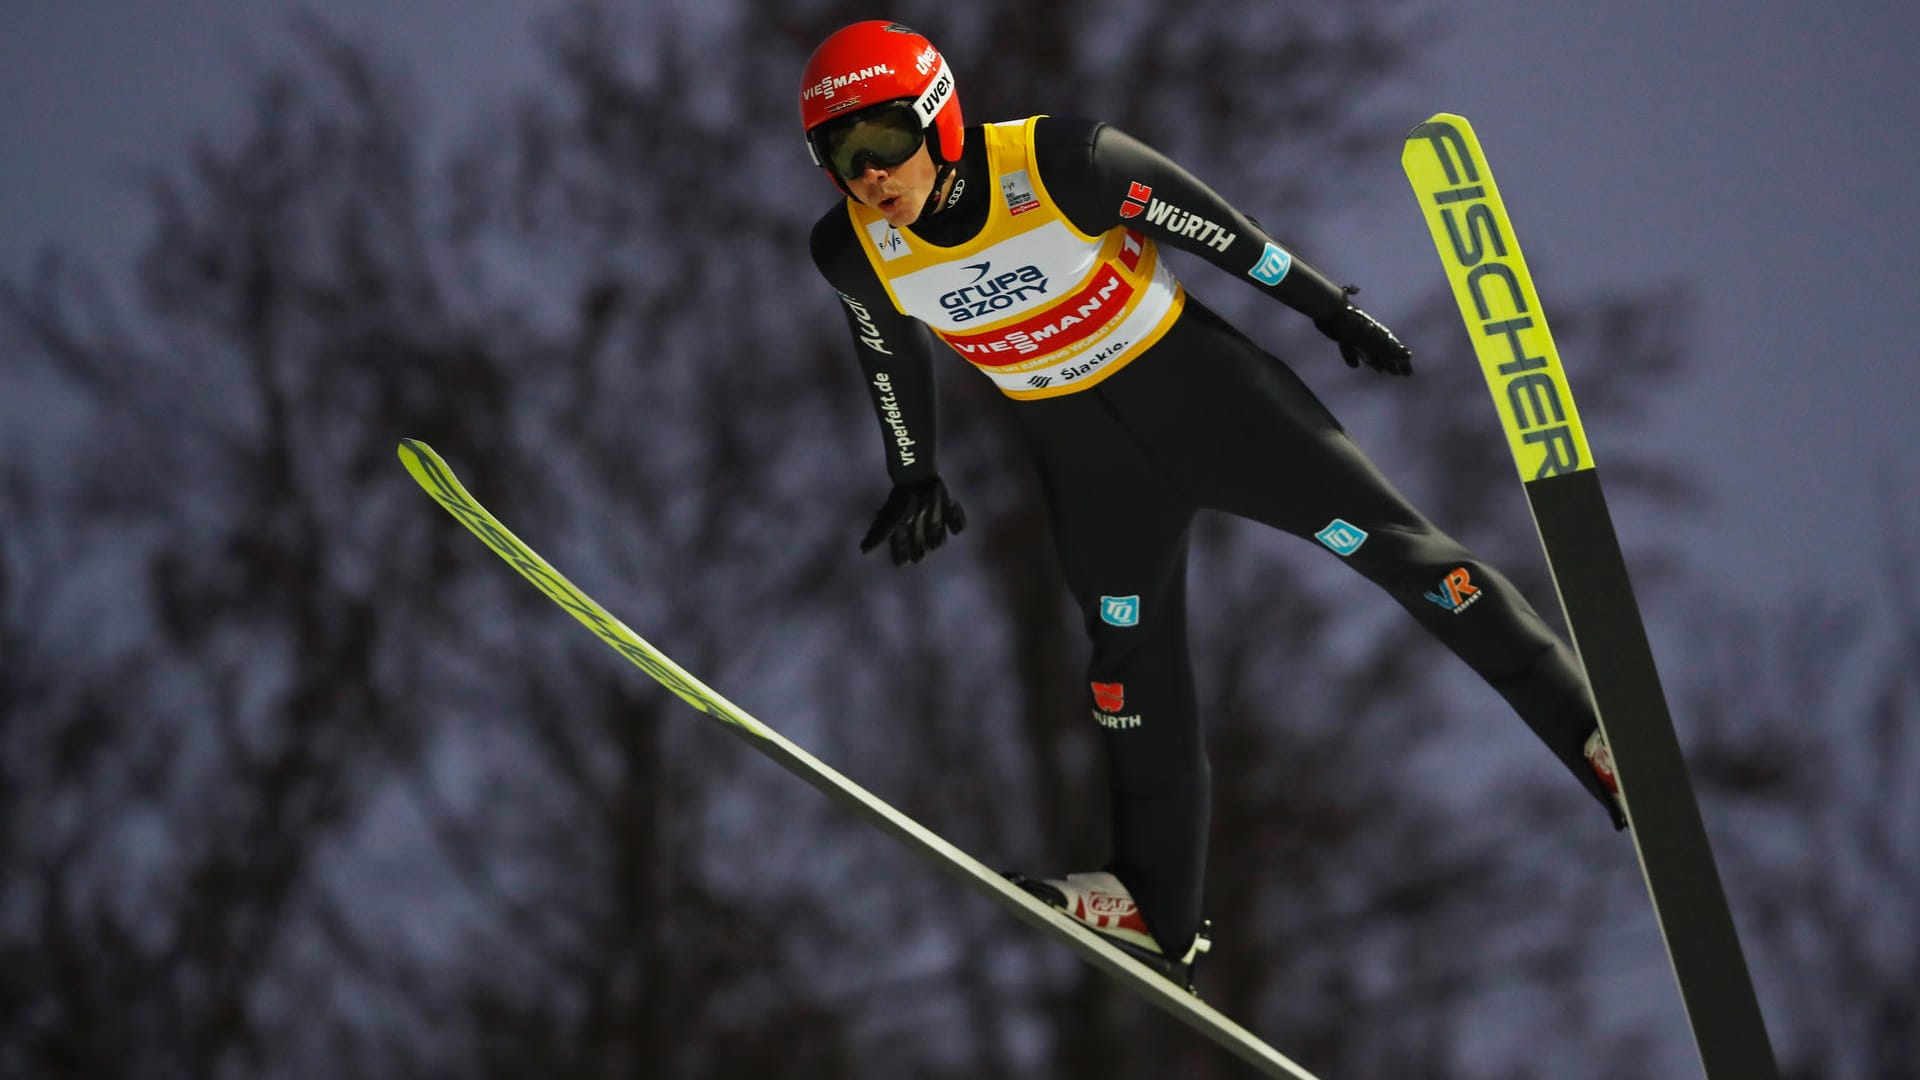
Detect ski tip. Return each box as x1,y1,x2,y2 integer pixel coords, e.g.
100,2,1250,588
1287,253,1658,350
397,438,440,468
1405,111,1472,141
396,439,453,489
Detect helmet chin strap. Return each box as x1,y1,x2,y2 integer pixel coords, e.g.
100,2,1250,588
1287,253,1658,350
918,161,959,220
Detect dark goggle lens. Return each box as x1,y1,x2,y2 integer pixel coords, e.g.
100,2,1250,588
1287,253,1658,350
818,105,925,180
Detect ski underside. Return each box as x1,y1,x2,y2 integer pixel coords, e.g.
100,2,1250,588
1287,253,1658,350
1402,113,1777,1078
398,439,1320,1080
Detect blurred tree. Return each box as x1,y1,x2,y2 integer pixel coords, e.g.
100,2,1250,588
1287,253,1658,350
0,10,863,1078
0,2,1819,1079
1663,533,1919,1080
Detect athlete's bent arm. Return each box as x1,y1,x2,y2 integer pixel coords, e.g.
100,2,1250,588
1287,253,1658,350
1035,117,1413,375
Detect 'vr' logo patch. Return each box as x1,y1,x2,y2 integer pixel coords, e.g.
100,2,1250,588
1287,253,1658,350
1424,567,1483,613
1100,595,1140,627
1315,519,1368,556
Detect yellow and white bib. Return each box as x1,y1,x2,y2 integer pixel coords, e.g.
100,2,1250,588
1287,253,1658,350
849,116,1186,399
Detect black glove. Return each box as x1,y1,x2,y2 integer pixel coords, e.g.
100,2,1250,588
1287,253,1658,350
859,476,967,566
1313,285,1413,376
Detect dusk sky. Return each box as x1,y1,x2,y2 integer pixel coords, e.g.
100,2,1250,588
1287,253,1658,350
6,1,1915,618
4,3,1914,1075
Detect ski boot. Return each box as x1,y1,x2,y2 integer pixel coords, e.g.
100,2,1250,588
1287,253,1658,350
1586,728,1630,829
1005,870,1211,994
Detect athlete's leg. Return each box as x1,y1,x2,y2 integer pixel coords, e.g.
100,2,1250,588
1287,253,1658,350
1108,301,1619,823
1015,397,1210,957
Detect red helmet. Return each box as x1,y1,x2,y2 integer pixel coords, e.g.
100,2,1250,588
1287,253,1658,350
800,21,962,193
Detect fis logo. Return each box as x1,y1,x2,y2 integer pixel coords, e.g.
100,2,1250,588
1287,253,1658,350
1100,595,1140,627
866,219,910,261
1315,519,1368,557
1424,567,1483,614
1002,170,1040,216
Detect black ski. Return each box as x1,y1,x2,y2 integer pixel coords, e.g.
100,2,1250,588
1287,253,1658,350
1402,114,1777,1078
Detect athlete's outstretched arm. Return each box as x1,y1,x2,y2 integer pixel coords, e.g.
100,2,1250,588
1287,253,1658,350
809,211,944,483
1036,118,1412,375
809,210,967,564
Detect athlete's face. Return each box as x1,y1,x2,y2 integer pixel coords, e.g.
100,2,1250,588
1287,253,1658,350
847,143,938,228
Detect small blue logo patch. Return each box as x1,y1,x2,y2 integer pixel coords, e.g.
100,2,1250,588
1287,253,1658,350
1314,519,1368,557
1100,595,1140,627
1248,242,1293,286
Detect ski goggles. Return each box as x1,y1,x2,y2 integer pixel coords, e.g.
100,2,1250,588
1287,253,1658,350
808,101,927,181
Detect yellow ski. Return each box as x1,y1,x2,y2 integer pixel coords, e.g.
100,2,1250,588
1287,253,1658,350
1404,115,1777,1080
398,438,1321,1080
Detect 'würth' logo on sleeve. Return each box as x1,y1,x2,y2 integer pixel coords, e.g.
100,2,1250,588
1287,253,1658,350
1117,182,1236,253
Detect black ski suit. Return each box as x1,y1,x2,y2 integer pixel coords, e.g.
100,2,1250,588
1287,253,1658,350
810,116,1619,960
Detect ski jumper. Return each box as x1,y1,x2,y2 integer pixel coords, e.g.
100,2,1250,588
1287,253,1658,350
811,115,1617,959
